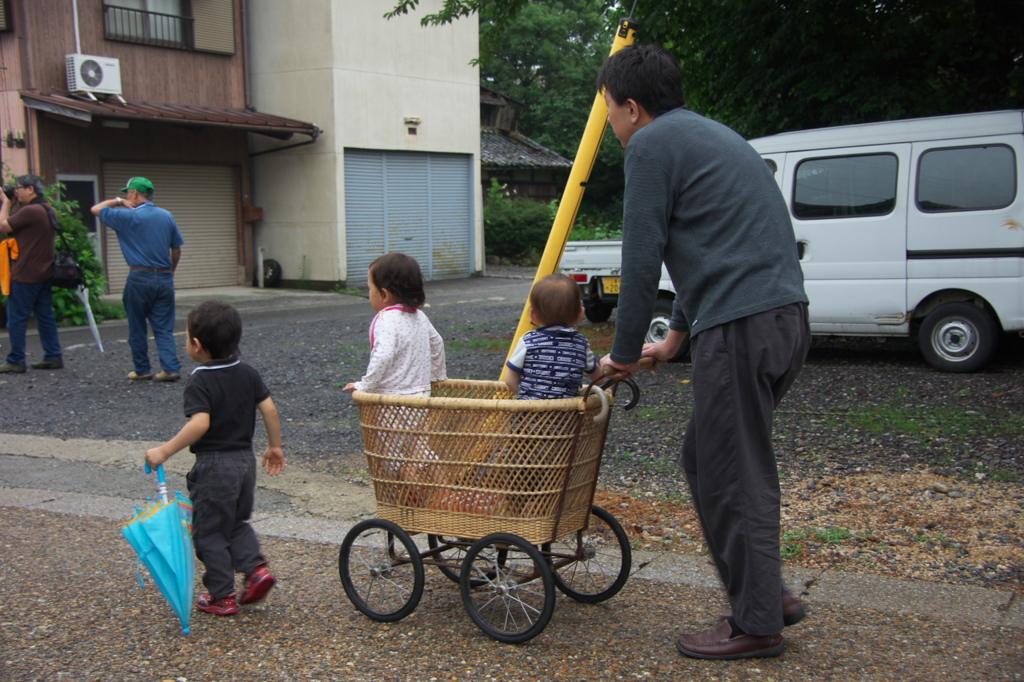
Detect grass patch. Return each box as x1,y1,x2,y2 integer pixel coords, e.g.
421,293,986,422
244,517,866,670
579,323,616,355
782,527,853,558
834,390,1024,444
447,338,510,354
636,405,674,421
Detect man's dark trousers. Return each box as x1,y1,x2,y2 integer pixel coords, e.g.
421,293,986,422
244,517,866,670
680,302,810,636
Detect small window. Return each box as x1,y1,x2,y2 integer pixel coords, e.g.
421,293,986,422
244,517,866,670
0,0,10,31
793,153,898,219
917,145,1016,212
105,0,190,49
104,0,235,54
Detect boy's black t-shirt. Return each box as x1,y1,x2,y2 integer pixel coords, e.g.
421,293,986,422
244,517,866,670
183,356,271,453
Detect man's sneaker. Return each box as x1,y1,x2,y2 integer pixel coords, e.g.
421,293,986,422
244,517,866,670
0,361,26,373
31,357,63,370
154,371,181,382
239,565,276,605
197,593,238,616
128,371,153,380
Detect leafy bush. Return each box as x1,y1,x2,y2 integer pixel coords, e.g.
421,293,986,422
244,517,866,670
1,179,122,327
483,180,553,263
565,203,623,241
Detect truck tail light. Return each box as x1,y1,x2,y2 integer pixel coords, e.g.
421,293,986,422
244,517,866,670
570,274,588,282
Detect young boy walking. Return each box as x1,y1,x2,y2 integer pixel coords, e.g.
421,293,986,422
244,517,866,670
145,300,286,616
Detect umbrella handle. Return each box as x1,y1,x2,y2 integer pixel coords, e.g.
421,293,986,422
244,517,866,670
145,463,169,503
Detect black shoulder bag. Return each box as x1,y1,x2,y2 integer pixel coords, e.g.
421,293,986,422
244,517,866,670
44,202,84,289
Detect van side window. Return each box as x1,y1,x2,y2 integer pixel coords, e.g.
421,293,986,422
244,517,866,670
917,145,1016,212
793,154,898,219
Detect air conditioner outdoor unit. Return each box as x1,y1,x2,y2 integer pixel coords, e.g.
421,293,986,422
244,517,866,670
66,54,122,96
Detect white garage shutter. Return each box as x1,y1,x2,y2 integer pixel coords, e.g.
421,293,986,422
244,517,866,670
103,163,239,293
344,149,473,282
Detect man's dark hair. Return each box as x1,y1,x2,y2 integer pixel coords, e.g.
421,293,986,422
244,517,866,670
596,44,685,116
187,300,242,360
16,174,46,197
369,252,426,309
530,274,583,327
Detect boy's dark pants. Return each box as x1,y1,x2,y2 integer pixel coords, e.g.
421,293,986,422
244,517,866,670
680,302,810,636
187,449,267,599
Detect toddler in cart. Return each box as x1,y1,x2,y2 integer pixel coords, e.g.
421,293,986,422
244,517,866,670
344,253,447,501
505,273,604,399
145,300,285,617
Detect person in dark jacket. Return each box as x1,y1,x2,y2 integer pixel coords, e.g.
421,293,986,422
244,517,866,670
597,44,811,660
0,174,63,373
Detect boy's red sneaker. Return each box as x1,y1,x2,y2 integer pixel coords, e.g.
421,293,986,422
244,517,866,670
239,565,276,605
197,592,238,616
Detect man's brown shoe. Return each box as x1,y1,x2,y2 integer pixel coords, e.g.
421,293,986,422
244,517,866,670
720,590,807,627
676,619,784,660
128,371,153,380
154,371,181,382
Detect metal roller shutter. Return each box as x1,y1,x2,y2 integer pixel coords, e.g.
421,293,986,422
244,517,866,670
344,149,472,282
103,163,239,293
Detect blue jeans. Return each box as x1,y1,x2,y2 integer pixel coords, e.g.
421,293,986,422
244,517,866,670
122,270,180,374
5,279,62,365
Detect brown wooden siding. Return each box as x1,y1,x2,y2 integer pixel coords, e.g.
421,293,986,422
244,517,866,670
18,0,245,106
36,115,248,181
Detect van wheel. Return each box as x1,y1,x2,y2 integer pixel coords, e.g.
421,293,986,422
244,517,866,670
918,302,997,373
646,298,690,362
585,302,613,323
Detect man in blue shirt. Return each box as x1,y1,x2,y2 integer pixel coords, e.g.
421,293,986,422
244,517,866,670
92,177,184,381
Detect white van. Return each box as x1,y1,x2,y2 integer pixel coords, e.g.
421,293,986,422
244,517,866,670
748,110,1024,372
562,110,1024,372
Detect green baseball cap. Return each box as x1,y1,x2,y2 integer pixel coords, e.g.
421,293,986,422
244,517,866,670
120,177,154,193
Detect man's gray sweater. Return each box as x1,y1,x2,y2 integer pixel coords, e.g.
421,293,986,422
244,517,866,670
610,107,808,364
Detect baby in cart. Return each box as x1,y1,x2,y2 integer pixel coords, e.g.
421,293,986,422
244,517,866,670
505,273,604,399
344,253,447,503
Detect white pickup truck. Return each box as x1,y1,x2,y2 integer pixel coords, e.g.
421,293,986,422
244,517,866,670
560,240,690,361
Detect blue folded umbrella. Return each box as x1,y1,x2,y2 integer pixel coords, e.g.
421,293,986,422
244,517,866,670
121,465,195,634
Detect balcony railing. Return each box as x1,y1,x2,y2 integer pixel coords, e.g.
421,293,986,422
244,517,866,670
104,5,193,50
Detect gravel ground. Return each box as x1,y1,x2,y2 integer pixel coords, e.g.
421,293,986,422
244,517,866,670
2,507,1022,682
2,272,1021,593
2,272,1023,679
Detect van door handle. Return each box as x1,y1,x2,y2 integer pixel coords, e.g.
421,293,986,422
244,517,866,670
796,240,808,260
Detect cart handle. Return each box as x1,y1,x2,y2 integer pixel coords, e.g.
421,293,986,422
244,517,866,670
590,385,610,423
600,356,656,376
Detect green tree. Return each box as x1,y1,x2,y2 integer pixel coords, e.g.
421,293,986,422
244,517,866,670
45,184,118,326
635,0,1024,138
389,0,1024,139
478,0,624,221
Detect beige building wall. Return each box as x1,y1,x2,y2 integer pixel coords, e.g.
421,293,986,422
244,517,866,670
247,0,482,286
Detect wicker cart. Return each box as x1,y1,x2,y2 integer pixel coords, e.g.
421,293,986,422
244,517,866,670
339,379,632,643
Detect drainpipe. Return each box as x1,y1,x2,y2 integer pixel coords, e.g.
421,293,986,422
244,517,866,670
240,0,251,110
72,0,82,54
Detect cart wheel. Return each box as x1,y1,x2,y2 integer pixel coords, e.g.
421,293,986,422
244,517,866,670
339,519,424,622
544,505,632,603
460,533,555,644
427,535,471,583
